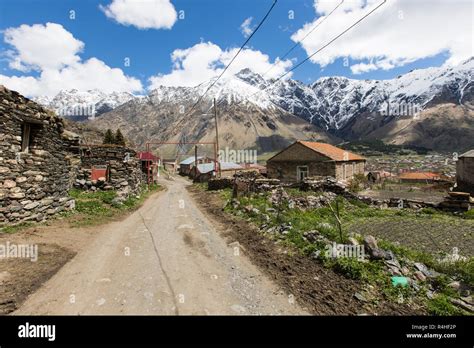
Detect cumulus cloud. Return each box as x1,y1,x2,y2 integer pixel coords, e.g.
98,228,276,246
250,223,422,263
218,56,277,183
0,23,143,97
292,0,473,74
3,23,84,71
148,41,293,89
100,0,177,30
240,17,254,38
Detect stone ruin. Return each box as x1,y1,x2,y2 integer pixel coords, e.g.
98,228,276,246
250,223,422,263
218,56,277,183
74,144,143,203
0,85,80,225
0,86,144,226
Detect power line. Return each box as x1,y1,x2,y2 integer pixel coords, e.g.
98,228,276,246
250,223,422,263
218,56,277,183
186,0,278,116
218,0,387,109
261,0,345,79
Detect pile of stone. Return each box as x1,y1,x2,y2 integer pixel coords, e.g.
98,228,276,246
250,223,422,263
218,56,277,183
0,85,80,225
438,192,473,212
301,176,348,195
208,177,234,191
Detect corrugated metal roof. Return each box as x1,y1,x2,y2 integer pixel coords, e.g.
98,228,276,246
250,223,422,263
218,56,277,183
460,150,474,158
180,156,203,165
196,162,243,174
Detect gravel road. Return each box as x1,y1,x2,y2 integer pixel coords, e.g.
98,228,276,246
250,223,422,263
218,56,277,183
14,176,306,315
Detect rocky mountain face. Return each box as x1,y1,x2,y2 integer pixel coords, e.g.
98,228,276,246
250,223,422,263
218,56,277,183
35,89,136,121
36,58,474,152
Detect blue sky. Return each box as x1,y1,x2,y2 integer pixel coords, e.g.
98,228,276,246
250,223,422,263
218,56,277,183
0,0,471,97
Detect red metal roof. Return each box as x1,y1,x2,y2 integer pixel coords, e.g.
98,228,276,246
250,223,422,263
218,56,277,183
138,152,159,161
398,172,441,180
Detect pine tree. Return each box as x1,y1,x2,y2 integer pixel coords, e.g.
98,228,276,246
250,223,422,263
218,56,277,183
114,129,126,146
103,129,115,144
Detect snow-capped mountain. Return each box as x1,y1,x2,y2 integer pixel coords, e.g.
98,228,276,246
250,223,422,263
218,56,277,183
35,57,474,151
35,89,137,121
267,57,474,132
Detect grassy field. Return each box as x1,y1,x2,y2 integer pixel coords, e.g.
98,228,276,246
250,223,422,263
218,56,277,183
215,186,473,315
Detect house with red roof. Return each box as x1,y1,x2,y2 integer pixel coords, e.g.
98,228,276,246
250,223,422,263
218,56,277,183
266,141,366,182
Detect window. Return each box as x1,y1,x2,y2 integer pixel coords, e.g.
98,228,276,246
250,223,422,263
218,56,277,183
297,165,309,182
21,123,31,153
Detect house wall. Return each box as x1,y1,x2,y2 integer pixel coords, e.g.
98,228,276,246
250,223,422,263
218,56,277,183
457,156,474,194
267,142,365,182
0,86,80,225
76,145,142,195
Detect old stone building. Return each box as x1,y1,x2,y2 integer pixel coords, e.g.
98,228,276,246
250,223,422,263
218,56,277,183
456,150,474,194
267,141,366,183
0,85,80,225
75,144,143,198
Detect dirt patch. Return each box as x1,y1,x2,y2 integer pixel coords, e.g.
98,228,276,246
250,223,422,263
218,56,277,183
0,243,74,314
0,218,105,314
187,186,426,315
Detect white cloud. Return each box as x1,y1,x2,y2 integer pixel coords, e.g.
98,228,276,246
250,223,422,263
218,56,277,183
292,0,473,74
3,23,84,71
100,0,177,30
0,23,143,97
240,17,254,38
148,41,293,89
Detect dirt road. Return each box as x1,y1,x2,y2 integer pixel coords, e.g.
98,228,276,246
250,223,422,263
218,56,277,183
14,176,305,315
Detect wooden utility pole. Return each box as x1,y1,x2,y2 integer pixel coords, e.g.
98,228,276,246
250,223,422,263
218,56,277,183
194,145,198,180
214,98,221,177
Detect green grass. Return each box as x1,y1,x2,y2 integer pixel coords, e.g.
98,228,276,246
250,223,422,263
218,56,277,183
67,184,161,227
0,222,35,234
427,294,469,316
220,187,473,313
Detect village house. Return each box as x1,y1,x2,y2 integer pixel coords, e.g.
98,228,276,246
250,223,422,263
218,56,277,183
397,172,444,184
0,85,79,225
266,141,366,183
191,162,243,182
178,156,213,176
456,150,474,194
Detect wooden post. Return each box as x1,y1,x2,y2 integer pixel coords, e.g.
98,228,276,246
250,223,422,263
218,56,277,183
194,145,198,180
214,98,221,177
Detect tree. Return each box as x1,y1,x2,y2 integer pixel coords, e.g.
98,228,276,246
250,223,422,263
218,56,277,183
103,129,115,144
114,128,126,146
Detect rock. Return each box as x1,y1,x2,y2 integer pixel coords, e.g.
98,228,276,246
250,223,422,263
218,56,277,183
3,179,16,188
24,202,40,210
448,281,461,291
354,292,368,302
449,298,474,313
414,271,426,282
363,235,378,251
347,237,359,245
9,192,25,199
15,176,27,183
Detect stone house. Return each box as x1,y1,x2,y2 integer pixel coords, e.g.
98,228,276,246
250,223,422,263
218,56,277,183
456,150,474,194
75,144,142,197
266,141,366,183
0,85,79,225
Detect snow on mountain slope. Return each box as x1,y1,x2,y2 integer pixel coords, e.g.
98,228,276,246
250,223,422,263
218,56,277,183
34,89,136,120
35,57,473,137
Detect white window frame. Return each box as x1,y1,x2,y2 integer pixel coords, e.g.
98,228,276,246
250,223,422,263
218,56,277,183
296,165,309,182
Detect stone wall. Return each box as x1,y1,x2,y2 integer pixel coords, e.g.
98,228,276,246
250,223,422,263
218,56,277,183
456,156,474,195
0,86,80,225
74,145,142,200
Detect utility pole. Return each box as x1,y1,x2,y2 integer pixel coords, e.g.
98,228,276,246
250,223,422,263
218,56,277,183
194,145,198,180
214,98,221,177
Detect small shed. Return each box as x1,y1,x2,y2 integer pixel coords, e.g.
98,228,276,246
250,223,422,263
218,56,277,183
456,150,474,194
